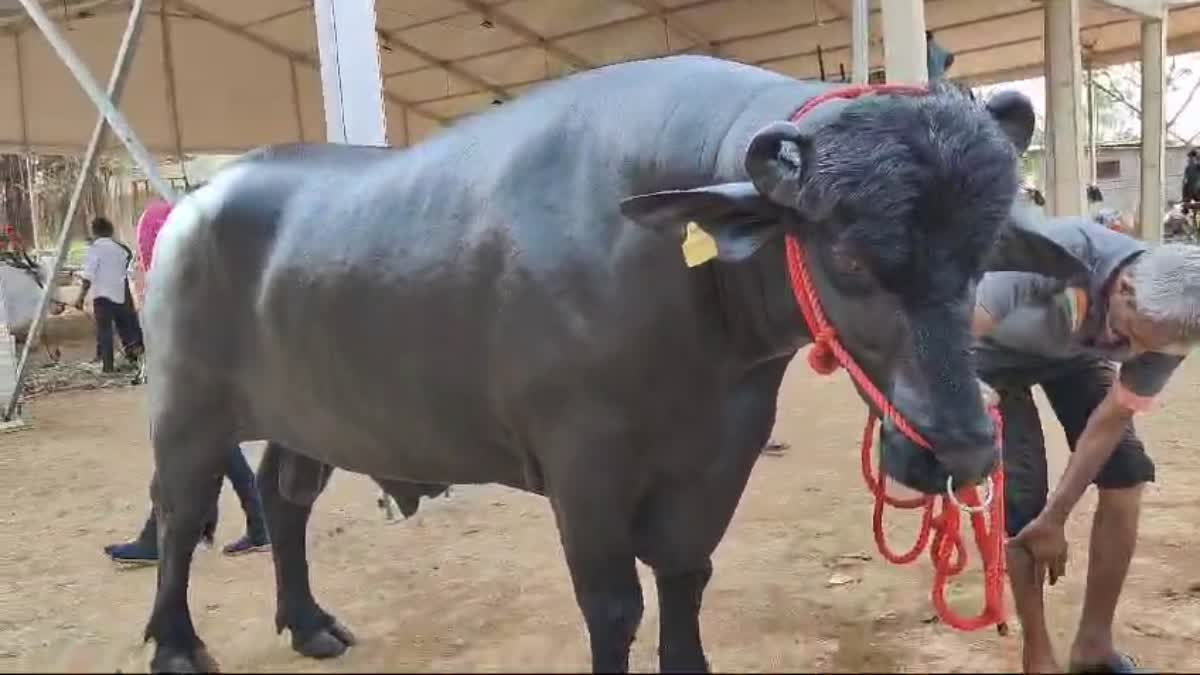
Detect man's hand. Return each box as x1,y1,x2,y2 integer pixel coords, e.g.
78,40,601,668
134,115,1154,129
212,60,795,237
75,279,91,312
1012,512,1069,585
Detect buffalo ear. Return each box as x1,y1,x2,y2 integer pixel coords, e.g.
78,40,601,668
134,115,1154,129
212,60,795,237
620,182,784,264
986,90,1035,155
744,121,811,207
984,203,1089,281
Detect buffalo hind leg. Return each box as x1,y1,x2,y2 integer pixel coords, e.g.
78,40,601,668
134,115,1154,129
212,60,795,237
258,442,356,659
144,408,230,673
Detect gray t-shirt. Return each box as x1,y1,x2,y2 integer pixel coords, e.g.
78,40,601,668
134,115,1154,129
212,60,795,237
974,218,1185,411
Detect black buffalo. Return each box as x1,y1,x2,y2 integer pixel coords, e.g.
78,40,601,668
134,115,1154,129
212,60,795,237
139,56,1067,672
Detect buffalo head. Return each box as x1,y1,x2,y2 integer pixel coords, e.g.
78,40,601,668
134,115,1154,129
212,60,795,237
621,83,1076,495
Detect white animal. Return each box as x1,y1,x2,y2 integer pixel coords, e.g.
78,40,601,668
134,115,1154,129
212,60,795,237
0,255,70,363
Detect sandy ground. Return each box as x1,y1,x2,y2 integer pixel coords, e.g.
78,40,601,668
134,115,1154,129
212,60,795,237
2,340,1200,672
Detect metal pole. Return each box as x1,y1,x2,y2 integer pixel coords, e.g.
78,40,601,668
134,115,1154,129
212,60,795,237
313,0,388,146
1086,63,1098,187
24,155,39,251
14,33,29,153
288,58,305,142
1139,16,1167,243
159,5,187,183
880,0,927,84
4,0,150,422
851,0,869,84
16,0,176,202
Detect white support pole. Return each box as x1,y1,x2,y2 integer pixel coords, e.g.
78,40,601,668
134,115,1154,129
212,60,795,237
881,0,927,84
1140,16,1167,242
16,0,175,202
1043,0,1087,217
850,0,869,84
313,0,388,146
4,0,150,422
1087,63,1098,187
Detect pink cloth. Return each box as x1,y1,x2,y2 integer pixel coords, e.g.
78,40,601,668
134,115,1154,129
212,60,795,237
136,199,173,274
133,199,173,306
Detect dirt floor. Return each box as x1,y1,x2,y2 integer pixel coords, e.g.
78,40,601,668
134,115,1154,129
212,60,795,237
2,336,1200,672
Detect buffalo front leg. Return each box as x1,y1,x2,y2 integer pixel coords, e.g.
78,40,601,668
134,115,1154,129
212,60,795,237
654,562,713,673
559,523,644,673
258,442,356,659
642,356,790,673
546,444,645,673
144,407,230,673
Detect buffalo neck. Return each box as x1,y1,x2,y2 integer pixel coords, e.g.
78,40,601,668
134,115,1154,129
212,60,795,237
706,236,813,369
698,83,864,369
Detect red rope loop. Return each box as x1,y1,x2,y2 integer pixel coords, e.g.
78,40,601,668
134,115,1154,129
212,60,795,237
789,232,1007,632
808,328,840,375
781,84,1008,632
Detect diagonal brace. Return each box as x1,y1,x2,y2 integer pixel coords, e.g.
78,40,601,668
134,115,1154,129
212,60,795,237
16,0,176,202
5,0,167,422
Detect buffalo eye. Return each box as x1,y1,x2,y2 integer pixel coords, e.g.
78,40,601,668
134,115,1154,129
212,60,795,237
831,246,867,277
825,243,877,295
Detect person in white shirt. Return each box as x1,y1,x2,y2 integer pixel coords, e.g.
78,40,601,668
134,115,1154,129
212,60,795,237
74,217,143,373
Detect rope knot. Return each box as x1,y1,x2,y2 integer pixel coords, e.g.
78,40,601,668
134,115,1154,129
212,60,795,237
807,328,840,375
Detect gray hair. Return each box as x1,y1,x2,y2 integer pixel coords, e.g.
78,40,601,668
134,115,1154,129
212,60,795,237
1130,243,1200,344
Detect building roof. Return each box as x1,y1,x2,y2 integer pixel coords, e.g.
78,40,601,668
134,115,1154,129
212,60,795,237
1,0,1199,154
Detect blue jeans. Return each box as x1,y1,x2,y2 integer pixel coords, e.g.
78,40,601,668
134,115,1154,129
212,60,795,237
135,445,266,546
93,291,143,371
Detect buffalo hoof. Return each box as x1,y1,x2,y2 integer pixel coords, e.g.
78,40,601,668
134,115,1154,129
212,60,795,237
150,643,220,673
292,620,357,659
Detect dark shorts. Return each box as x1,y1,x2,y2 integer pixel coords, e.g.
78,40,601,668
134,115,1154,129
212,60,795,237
980,357,1155,537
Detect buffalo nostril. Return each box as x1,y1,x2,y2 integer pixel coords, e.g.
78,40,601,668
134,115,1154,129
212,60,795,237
938,446,998,489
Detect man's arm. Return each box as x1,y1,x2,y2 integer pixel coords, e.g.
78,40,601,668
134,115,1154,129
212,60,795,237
1040,388,1134,524
1042,352,1184,524
74,279,92,310
75,245,97,309
1013,353,1182,580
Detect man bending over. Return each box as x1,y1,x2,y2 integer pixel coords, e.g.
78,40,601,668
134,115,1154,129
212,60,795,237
972,213,1200,673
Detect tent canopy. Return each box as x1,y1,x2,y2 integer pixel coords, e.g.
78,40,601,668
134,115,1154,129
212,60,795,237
1,0,1198,155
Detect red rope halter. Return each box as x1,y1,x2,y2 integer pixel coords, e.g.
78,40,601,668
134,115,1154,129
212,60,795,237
786,84,1008,633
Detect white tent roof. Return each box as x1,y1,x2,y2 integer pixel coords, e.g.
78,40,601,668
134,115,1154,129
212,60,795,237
1,0,1199,155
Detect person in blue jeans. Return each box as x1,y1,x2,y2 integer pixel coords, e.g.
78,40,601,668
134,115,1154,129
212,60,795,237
104,445,270,564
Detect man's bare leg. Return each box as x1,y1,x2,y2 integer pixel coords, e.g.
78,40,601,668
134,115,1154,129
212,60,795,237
1069,485,1142,669
1008,543,1060,673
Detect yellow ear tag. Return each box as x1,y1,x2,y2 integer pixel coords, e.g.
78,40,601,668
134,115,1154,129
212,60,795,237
681,221,718,268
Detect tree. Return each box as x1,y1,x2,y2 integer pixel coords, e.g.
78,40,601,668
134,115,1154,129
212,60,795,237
1089,70,1139,143
974,56,1200,150
0,155,34,244
1089,57,1200,146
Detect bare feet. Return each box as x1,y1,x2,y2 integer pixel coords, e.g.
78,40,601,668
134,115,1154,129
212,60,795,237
1007,544,1062,673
